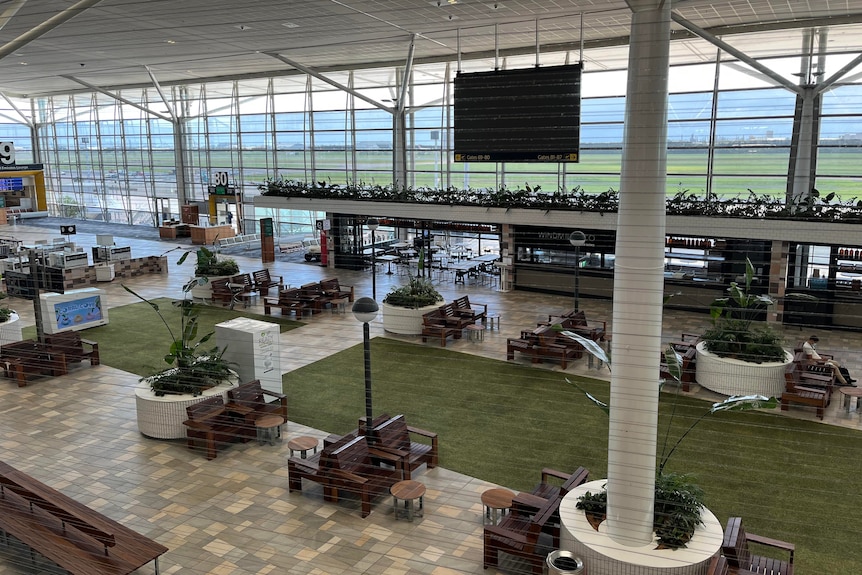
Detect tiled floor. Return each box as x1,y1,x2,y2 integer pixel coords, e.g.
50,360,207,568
0,222,860,574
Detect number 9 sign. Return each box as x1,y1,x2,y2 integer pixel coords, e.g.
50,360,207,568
0,142,15,165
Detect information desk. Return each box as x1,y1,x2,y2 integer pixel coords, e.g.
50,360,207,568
158,224,190,239
189,224,235,245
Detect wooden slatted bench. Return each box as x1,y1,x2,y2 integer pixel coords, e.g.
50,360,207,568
0,460,168,575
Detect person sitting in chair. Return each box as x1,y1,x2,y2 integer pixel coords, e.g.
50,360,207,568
802,335,856,386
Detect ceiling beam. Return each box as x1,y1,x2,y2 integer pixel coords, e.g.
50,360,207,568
0,91,32,127
0,0,106,61
265,53,394,114
671,12,802,94
0,0,29,32
145,66,177,123
60,75,174,123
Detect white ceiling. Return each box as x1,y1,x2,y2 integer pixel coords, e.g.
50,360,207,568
0,0,860,98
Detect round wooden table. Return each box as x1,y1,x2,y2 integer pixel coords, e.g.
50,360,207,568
390,479,426,522
481,487,515,525
287,435,318,458
838,386,862,413
255,414,284,446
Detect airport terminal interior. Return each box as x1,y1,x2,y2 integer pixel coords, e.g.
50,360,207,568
1,1,862,575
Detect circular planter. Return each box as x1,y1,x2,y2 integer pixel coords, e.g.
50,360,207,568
189,275,232,302
559,480,722,575
381,302,442,335
0,312,22,346
695,341,793,397
134,374,239,439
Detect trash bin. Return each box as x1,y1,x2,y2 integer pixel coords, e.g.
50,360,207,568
546,550,585,575
95,263,115,282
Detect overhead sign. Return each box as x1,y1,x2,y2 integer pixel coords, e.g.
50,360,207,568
315,219,331,231
0,142,15,165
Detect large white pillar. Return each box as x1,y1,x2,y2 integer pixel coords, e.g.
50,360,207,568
605,0,670,546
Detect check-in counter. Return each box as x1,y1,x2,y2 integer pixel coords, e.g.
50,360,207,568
189,224,235,245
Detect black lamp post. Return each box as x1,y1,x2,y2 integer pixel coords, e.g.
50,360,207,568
366,218,379,300
352,297,379,433
569,231,587,312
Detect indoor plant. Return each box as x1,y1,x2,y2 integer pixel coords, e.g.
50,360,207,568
180,245,239,277
123,282,236,396
382,276,443,308
701,257,785,363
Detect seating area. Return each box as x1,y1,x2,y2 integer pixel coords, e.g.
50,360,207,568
44,331,100,368
288,433,404,518
506,325,584,370
781,362,830,420
226,379,288,441
721,516,795,575
252,268,283,296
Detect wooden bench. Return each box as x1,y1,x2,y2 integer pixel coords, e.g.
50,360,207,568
299,282,332,314
252,268,283,296
226,379,288,441
507,337,539,363
0,460,167,575
264,288,312,317
1,339,67,387
367,414,438,480
660,343,697,392
288,434,402,518
182,396,246,460
721,516,795,575
438,303,474,331
320,278,355,302
529,466,589,501
421,312,460,347
452,295,487,324
484,492,563,574
45,331,100,367
781,362,829,420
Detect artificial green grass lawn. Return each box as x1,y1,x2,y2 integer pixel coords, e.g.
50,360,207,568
22,298,303,377
287,338,862,575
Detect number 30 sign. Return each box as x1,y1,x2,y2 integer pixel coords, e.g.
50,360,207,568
0,142,15,165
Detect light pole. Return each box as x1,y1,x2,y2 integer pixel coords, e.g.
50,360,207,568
366,218,379,300
352,297,379,433
569,231,587,312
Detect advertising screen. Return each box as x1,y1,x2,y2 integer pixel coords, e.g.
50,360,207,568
53,294,104,331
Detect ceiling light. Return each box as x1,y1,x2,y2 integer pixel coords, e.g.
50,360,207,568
282,22,300,28
165,40,176,44
235,24,251,31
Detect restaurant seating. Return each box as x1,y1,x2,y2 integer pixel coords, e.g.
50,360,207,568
252,268,283,296
452,295,488,324
421,313,460,347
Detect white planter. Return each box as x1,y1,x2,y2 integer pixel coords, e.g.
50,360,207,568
189,275,232,301
560,480,722,575
381,302,442,335
134,374,239,439
695,341,793,397
0,312,23,346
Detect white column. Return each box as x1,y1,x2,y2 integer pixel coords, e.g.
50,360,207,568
790,88,816,204
605,0,670,546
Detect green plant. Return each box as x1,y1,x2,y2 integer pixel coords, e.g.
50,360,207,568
178,245,239,277
575,487,607,517
382,276,443,308
653,472,705,549
122,282,236,396
0,307,13,322
702,257,787,363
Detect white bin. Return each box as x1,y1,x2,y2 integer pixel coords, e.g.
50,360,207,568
95,263,115,282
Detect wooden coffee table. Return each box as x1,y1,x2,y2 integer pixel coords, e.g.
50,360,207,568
255,414,284,446
287,435,318,458
838,386,862,413
391,479,426,522
481,487,515,525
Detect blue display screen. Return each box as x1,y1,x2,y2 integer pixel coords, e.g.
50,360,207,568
0,178,24,191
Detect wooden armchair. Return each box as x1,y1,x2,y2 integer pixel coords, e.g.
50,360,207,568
44,332,100,367
535,330,581,370
721,517,795,575
182,396,245,460
367,414,438,479
209,278,235,307
320,278,355,302
299,282,331,313
252,268,283,296
483,493,562,575
530,466,589,501
781,362,829,420
792,351,836,392
226,379,288,440
660,343,698,392
452,295,488,324
228,273,258,307
438,303,475,330
707,555,728,575
421,313,460,347
565,310,607,342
